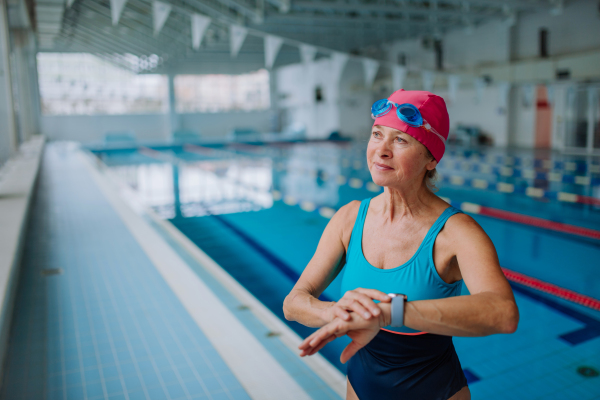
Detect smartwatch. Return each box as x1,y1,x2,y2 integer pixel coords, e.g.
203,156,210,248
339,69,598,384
387,293,407,327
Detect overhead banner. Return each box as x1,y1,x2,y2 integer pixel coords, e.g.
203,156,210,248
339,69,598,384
299,44,317,64
110,0,127,25
264,35,284,69
362,58,379,88
497,81,510,109
191,13,211,50
331,52,349,83
392,65,407,90
230,25,248,58
422,70,435,92
153,1,172,36
448,75,460,103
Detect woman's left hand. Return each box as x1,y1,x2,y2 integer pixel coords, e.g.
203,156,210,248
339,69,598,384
298,310,384,364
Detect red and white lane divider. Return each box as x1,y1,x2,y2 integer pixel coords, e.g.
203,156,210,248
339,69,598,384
447,200,600,241
502,267,600,312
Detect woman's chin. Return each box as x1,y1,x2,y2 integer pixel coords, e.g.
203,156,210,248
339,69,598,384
370,175,391,187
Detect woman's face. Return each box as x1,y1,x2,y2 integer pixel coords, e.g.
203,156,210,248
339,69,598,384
366,124,437,189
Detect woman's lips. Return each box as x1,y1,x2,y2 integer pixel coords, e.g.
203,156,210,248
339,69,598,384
373,162,394,171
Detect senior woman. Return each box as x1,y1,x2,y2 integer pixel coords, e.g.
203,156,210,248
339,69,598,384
282,89,519,400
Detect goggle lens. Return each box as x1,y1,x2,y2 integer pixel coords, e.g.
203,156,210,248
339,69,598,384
397,104,423,127
371,99,392,118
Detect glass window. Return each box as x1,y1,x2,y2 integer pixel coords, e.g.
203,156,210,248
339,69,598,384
37,53,168,115
174,70,270,113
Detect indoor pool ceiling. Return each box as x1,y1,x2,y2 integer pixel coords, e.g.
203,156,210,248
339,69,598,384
33,0,564,73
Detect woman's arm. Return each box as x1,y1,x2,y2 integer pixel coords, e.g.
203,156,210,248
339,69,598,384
283,201,357,327
284,201,392,327
381,213,519,336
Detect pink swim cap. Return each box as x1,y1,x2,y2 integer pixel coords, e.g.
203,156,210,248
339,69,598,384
372,89,449,162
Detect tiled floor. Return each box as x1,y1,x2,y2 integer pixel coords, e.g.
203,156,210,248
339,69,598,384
0,144,254,400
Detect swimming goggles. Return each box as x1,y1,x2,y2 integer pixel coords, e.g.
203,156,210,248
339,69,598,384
371,99,446,144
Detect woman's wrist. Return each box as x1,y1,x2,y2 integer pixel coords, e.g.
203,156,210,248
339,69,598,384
377,302,392,328
320,301,336,323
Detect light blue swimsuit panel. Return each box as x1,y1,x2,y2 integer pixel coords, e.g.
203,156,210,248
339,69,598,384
340,197,465,333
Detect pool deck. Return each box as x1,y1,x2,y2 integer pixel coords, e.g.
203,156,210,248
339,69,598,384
0,141,344,400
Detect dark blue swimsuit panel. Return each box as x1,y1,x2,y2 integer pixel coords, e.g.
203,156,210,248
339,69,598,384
347,330,467,400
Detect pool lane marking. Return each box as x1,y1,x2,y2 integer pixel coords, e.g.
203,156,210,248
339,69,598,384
200,206,334,302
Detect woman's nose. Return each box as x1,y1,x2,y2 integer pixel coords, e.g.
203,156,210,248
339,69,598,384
376,141,392,158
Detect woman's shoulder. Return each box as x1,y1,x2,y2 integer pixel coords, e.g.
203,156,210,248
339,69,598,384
329,200,363,248
439,204,490,245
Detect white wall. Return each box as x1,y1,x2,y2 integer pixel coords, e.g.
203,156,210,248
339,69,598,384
514,0,600,59
385,19,511,71
41,110,274,144
179,111,272,137
276,58,373,140
41,114,170,143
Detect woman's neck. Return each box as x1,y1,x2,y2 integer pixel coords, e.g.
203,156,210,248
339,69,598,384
378,184,434,222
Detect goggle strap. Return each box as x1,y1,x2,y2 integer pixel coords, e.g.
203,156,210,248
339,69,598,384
423,120,446,145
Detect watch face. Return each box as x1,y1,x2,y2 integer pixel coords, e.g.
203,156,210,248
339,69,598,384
387,293,407,300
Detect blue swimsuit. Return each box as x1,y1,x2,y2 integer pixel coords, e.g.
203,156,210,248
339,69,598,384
340,198,468,400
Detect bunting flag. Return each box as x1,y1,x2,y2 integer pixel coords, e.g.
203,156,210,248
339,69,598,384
230,25,248,58
392,65,407,90
448,75,460,103
191,14,211,50
362,59,379,88
110,0,127,25
422,70,435,92
331,52,349,83
474,77,485,104
153,1,172,36
264,35,284,69
497,81,510,109
299,44,317,64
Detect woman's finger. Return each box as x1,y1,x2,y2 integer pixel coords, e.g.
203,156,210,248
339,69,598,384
308,336,335,355
355,288,392,302
335,308,351,321
340,340,364,364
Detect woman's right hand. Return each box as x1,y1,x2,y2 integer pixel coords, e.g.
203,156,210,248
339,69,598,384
325,288,391,323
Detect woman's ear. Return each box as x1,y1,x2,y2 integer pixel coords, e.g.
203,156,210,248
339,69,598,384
426,158,438,171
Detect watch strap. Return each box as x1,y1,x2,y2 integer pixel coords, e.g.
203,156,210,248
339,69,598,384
389,294,406,327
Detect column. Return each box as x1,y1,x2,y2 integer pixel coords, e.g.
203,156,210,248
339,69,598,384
0,0,17,165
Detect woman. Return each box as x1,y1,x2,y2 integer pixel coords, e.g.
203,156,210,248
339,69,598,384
282,89,519,400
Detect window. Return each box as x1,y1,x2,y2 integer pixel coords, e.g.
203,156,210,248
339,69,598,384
37,53,168,115
175,70,270,113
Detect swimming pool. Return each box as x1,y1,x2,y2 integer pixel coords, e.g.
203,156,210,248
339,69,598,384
92,140,600,399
